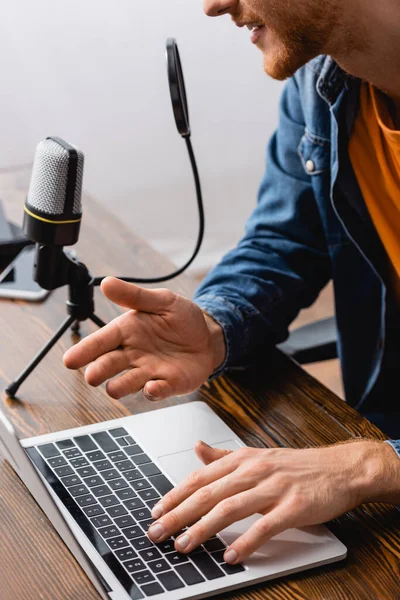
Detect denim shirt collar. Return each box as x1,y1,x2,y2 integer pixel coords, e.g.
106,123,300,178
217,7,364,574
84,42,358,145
311,55,351,106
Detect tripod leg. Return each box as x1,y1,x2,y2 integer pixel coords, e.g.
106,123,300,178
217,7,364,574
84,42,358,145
5,315,76,399
90,314,107,329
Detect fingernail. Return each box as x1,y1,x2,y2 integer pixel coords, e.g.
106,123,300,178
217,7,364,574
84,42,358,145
176,534,190,550
151,504,164,519
224,549,238,564
148,523,165,540
143,388,160,402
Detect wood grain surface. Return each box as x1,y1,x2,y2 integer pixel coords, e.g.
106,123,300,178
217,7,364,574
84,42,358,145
0,169,399,600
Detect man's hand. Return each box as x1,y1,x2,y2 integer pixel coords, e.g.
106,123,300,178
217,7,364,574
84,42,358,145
147,440,400,563
63,277,225,401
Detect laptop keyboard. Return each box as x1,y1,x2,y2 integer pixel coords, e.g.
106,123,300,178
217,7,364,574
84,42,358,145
26,427,245,598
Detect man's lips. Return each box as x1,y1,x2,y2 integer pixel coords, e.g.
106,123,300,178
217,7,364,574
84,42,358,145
234,20,266,44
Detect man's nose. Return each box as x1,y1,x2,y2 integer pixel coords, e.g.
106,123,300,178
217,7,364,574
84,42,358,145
203,0,234,17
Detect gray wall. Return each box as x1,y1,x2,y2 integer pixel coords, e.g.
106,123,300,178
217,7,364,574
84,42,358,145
0,0,283,276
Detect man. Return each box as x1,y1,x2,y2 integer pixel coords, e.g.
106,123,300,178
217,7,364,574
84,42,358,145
63,0,400,566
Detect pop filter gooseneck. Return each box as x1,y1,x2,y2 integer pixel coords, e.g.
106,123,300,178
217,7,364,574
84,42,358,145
93,38,204,286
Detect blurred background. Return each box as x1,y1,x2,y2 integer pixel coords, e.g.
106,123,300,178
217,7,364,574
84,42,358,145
0,0,282,277
0,0,342,397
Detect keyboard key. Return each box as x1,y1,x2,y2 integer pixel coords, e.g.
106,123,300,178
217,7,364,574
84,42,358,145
157,571,185,591
138,489,160,502
124,470,143,482
92,484,113,498
87,450,106,462
139,519,155,533
109,478,129,491
107,536,130,551
74,435,98,452
91,515,113,528
38,443,60,458
124,559,146,573
124,498,145,511
147,559,171,574
98,525,120,539
148,474,174,496
63,448,82,459
124,436,135,445
131,454,151,466
76,495,97,507
93,460,113,472
83,504,105,518
221,563,246,575
70,457,89,469
114,515,136,529
102,469,120,481
121,526,143,539
116,460,135,473
132,570,155,585
131,508,152,522
131,537,154,551
155,539,175,554
139,548,162,562
115,547,137,562
109,428,129,438
130,480,151,492
141,582,164,597
108,451,126,463
124,444,143,457
209,550,225,563
48,456,68,468
76,466,96,478
117,437,129,447
54,465,74,477
83,475,104,488
92,431,119,453
204,538,226,553
166,552,189,565
56,439,75,449
69,484,90,497
175,563,205,586
106,505,128,518
61,474,81,487
145,499,159,511
190,552,225,580
139,463,161,478
99,495,120,508
116,488,137,501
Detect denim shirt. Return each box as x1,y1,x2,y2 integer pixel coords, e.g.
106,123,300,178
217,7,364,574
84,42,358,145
193,55,400,456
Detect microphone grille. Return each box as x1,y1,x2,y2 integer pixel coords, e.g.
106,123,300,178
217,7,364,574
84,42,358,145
28,139,84,216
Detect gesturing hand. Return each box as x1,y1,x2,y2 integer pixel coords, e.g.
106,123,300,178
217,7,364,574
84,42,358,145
63,277,217,401
147,439,399,564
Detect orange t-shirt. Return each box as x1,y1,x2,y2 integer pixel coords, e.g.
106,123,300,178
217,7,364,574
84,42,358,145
349,82,400,295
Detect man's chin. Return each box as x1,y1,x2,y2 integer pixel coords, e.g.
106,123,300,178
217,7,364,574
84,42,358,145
261,46,310,81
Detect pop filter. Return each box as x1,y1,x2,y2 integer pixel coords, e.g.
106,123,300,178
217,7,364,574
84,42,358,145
166,38,190,138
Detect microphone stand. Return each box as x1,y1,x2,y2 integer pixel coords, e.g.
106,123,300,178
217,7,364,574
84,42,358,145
5,246,106,398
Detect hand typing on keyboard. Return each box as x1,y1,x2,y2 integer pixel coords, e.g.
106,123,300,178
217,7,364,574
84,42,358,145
63,277,223,401
147,439,397,565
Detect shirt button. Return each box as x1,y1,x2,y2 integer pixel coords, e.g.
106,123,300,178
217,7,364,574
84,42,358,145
305,159,315,173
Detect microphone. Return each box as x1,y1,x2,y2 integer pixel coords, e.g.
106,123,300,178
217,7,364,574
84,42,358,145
23,137,84,247
23,137,85,291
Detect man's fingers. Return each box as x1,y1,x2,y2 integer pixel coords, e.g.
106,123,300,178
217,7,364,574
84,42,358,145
84,350,130,387
148,477,253,548
151,451,239,520
105,368,149,400
223,507,293,564
195,441,233,465
101,277,176,314
63,321,123,370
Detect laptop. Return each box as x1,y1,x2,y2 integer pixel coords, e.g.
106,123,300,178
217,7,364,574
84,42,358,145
0,401,347,599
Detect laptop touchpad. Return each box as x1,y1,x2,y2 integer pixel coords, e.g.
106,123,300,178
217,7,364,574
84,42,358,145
158,440,243,484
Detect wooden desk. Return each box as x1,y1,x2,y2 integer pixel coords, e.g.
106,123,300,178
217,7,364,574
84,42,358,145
0,169,399,600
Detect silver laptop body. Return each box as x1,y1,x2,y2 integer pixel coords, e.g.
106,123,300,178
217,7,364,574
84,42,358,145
0,401,347,600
